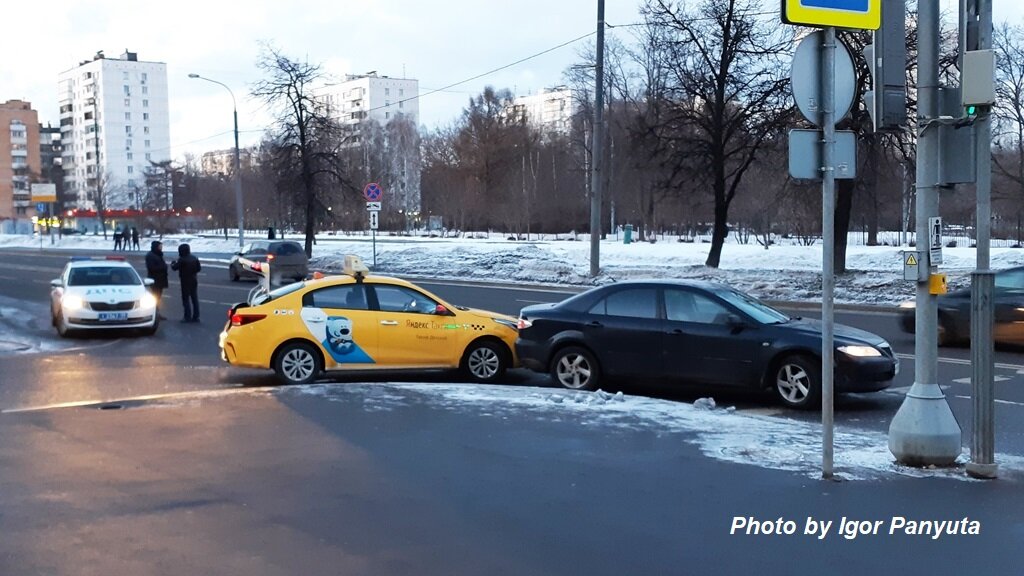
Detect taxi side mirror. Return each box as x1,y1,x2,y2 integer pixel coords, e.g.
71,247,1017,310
50,278,62,288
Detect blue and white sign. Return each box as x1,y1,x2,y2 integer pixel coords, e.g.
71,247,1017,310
781,0,880,30
36,203,46,213
363,182,383,202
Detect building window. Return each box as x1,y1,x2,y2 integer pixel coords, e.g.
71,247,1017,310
399,101,404,109
399,89,404,96
141,72,147,82
124,85,131,96
126,139,132,148
143,99,149,107
127,152,133,160
142,86,148,95
385,88,390,96
125,98,131,106
125,125,132,134
145,152,151,160
143,126,150,134
127,166,133,174
145,140,150,148
125,112,131,121
143,112,149,120
123,71,129,80
385,112,390,119
128,179,135,187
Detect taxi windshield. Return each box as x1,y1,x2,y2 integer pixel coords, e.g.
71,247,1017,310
68,267,141,286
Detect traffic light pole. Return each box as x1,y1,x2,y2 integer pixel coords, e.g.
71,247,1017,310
888,0,962,466
966,0,997,479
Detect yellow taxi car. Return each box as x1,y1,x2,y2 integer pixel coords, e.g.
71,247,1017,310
219,255,519,385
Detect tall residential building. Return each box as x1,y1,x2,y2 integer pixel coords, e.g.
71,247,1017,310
39,123,63,206
58,50,171,210
316,72,421,217
0,100,41,225
510,86,575,136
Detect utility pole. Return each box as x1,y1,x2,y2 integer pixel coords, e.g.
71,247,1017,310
888,0,962,466
91,97,106,239
965,0,997,479
589,0,605,277
821,27,837,479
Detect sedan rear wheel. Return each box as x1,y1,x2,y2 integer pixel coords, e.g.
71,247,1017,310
462,341,507,383
774,355,821,410
551,346,600,391
274,342,322,385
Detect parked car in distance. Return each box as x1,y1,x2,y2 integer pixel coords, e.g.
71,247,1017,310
515,280,898,409
50,256,158,337
219,255,519,385
898,265,1024,346
229,240,309,285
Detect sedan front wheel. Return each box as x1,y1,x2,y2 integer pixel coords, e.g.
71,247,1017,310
774,355,821,410
551,346,600,391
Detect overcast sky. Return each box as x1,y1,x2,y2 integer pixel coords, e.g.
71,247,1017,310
2,0,1022,161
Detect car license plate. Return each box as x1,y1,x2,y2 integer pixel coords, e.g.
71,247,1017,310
98,312,128,322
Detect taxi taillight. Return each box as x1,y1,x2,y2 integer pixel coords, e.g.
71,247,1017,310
231,313,266,327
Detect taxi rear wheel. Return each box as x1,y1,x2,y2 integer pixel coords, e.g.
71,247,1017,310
462,340,508,383
274,341,322,385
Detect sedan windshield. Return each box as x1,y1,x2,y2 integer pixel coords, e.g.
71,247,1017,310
68,267,141,286
713,288,789,324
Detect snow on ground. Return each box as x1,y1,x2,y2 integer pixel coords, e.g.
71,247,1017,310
137,381,1023,482
5,231,1024,306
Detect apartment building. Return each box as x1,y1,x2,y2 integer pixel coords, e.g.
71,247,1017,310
316,72,421,217
0,100,41,227
510,86,576,136
58,50,171,210
200,147,254,177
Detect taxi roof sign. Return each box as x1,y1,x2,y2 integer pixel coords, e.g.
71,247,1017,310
781,0,881,30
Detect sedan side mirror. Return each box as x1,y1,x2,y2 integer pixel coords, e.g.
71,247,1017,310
144,278,155,286
50,278,62,288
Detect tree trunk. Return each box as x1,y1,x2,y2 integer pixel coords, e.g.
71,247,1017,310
705,197,730,268
834,178,855,274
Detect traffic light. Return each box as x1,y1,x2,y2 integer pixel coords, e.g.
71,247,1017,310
863,0,907,132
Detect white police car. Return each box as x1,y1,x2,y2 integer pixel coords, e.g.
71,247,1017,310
50,257,159,337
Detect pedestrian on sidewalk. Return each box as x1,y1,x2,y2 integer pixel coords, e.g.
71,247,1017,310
171,243,202,323
145,241,169,320
113,227,123,251
131,227,140,250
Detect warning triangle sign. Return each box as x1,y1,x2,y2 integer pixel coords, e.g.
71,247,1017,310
905,254,918,266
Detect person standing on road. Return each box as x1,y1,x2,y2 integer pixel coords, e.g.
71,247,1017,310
113,227,123,251
171,243,202,323
131,227,140,250
145,241,169,320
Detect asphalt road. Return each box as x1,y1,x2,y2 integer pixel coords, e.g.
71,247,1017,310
3,246,1024,575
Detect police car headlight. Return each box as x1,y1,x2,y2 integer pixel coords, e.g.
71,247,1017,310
63,295,84,311
837,345,882,358
140,292,157,309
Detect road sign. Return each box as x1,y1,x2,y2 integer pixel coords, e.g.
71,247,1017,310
369,210,379,230
30,183,57,203
782,0,881,30
366,202,382,211
929,216,943,265
791,31,857,126
363,182,383,202
788,129,857,180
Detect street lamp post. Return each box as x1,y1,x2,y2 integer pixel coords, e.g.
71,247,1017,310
188,73,244,249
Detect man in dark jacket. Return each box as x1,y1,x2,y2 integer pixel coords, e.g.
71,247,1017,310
145,241,169,320
171,243,202,322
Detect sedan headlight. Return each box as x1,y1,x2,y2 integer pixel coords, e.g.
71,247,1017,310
493,317,518,330
63,295,84,311
837,345,882,358
140,292,157,309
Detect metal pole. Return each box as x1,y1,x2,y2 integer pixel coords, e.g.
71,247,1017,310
589,0,605,277
372,229,377,268
821,28,836,480
188,74,244,249
889,0,962,466
967,0,997,479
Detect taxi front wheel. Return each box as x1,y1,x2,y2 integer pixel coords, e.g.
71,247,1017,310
274,342,322,385
462,341,508,384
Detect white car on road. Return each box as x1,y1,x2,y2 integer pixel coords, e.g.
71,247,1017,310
50,257,159,337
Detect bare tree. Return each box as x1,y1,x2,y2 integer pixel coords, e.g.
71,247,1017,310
252,44,355,255
642,0,793,267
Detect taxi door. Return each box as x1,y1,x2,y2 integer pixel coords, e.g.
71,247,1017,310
368,283,452,367
300,283,379,368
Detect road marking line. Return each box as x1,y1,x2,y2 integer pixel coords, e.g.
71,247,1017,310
1,384,256,414
895,352,1024,372
953,395,1024,408
515,299,550,304
952,375,1013,384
